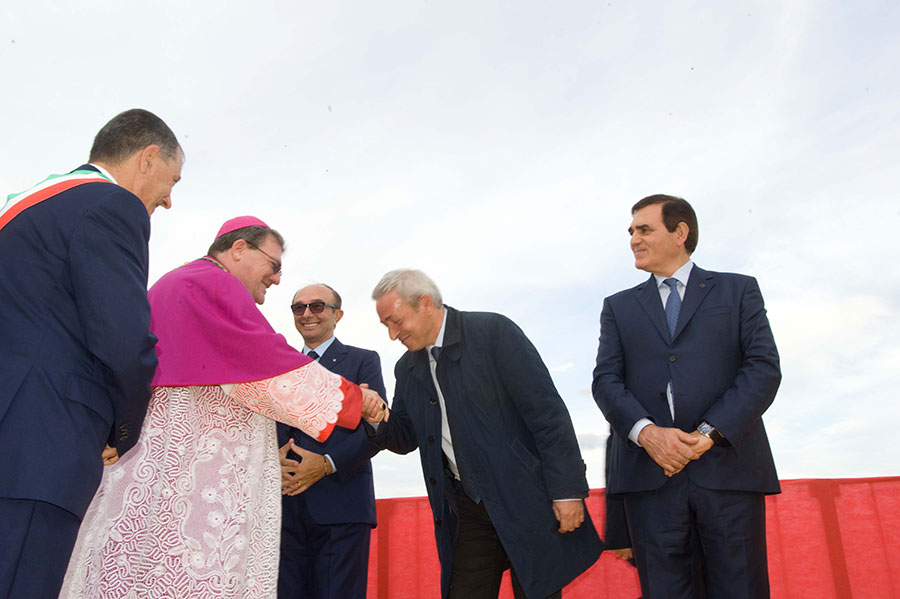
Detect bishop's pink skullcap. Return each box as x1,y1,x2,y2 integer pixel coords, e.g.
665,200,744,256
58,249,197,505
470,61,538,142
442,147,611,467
215,216,270,239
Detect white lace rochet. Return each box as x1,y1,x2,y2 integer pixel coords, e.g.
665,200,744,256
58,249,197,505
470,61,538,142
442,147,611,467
60,362,349,599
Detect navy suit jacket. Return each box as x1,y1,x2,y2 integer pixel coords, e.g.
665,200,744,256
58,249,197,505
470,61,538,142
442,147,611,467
375,307,602,599
592,265,781,496
277,338,384,526
0,166,157,518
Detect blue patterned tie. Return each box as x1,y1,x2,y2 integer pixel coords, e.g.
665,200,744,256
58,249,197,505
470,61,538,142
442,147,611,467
664,278,681,338
307,350,320,361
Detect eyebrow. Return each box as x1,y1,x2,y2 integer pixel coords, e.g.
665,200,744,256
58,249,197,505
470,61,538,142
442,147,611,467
629,224,652,234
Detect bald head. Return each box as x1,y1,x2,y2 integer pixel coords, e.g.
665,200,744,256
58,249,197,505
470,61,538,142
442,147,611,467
291,284,344,349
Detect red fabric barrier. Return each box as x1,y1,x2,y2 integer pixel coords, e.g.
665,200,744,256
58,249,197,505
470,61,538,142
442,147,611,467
366,477,900,598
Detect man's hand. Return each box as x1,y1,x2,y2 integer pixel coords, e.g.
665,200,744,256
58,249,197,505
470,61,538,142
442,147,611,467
280,440,331,496
361,384,389,423
687,431,714,459
552,500,585,534
637,424,699,476
610,548,634,561
102,444,119,466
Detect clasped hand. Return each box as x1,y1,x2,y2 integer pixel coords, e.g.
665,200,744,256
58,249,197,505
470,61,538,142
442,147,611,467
361,384,389,423
279,439,330,496
637,424,714,476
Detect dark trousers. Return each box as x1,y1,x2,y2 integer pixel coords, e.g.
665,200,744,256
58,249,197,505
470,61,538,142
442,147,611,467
278,493,371,599
623,475,769,599
0,497,81,599
448,481,561,599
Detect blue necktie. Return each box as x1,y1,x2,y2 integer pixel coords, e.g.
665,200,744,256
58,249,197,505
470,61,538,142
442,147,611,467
307,350,320,361
664,278,681,338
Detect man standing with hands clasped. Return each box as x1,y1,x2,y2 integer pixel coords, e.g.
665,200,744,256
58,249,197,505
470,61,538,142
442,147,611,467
593,194,781,598
278,284,385,599
368,269,601,599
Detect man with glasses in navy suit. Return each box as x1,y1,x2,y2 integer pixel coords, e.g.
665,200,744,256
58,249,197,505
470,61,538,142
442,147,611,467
278,284,385,599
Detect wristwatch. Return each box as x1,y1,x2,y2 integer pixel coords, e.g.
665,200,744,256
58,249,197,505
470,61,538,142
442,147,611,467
698,421,724,445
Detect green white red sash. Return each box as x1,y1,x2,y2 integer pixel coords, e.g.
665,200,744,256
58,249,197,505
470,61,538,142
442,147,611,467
1,169,112,232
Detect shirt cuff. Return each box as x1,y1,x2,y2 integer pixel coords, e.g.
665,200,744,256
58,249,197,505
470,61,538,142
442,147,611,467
628,418,653,446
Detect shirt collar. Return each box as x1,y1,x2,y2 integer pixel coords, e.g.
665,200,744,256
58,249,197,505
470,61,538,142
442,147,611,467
427,308,448,354
88,163,118,185
304,335,336,357
654,259,694,289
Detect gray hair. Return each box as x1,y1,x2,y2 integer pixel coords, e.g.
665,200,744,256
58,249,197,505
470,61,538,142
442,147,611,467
372,269,443,308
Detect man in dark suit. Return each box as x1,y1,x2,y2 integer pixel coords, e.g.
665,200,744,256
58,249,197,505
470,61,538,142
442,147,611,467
592,194,781,598
368,269,602,599
0,108,183,599
278,283,385,599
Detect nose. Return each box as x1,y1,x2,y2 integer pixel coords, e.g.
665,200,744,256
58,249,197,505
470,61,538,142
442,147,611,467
387,323,399,340
271,272,282,286
160,195,172,211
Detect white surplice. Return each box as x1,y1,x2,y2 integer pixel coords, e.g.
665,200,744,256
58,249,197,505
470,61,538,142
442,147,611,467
61,362,350,599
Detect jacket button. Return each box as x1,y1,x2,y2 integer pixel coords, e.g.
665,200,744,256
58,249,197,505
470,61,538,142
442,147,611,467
429,477,437,485
435,518,443,527
429,397,438,405
427,435,435,443
669,355,677,362
658,392,666,399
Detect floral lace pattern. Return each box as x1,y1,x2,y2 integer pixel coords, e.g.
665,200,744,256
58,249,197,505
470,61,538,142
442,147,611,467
60,363,350,599
230,362,345,441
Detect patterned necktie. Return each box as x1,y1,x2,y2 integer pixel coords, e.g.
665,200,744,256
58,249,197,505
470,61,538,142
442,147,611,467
307,350,320,361
664,278,681,338
430,346,441,361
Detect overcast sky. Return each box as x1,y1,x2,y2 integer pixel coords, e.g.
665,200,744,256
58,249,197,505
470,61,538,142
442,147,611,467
2,1,898,498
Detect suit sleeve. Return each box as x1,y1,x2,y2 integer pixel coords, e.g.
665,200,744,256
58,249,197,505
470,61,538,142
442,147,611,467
68,189,157,455
327,350,384,478
701,277,781,448
491,316,590,500
591,297,653,441
373,361,420,455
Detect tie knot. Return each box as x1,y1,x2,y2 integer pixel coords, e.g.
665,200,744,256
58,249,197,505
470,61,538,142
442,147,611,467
430,346,441,361
307,350,320,361
663,277,679,291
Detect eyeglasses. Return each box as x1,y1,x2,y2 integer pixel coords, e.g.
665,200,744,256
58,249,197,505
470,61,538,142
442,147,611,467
247,241,281,275
291,301,339,315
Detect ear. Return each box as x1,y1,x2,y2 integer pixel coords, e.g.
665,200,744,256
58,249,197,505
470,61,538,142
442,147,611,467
137,145,161,174
675,221,690,247
230,238,249,261
419,294,435,313
333,309,344,324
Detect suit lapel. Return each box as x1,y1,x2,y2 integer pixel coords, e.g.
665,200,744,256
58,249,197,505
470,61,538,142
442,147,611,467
672,265,714,341
320,337,348,370
635,275,670,343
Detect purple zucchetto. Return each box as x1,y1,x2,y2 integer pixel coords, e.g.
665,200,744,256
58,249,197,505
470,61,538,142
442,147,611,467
215,215,270,239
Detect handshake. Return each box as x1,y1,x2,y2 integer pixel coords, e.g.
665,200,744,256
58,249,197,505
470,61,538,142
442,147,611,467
360,385,390,424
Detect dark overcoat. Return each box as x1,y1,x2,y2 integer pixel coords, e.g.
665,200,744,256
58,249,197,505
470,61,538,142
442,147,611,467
376,307,602,598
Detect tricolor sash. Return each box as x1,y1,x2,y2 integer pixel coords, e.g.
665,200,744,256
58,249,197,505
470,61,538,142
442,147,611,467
1,169,112,232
